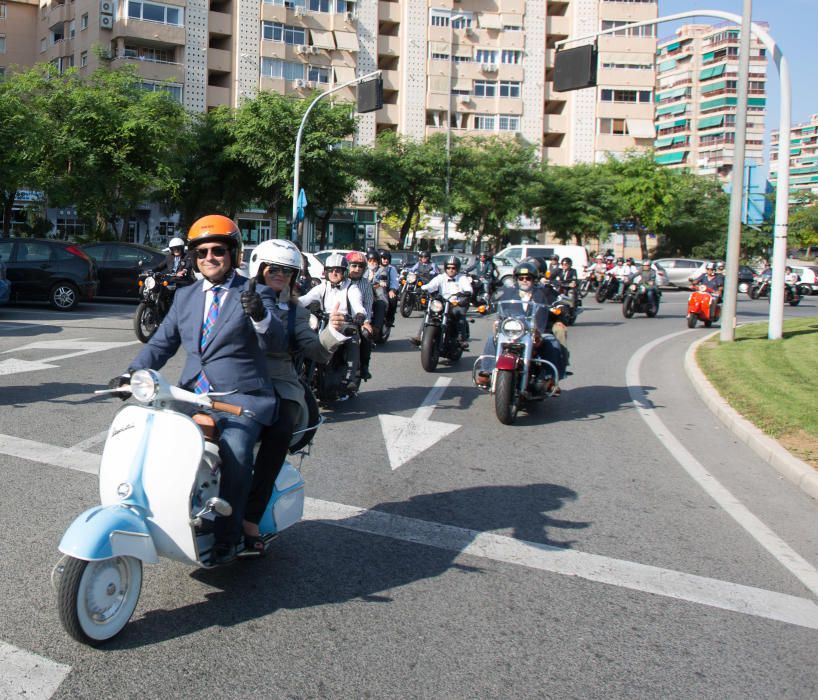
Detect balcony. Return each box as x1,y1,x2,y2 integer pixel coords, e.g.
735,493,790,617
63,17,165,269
208,47,232,72
378,0,400,23
112,56,184,82
544,113,568,133
117,19,185,46
381,69,399,91
206,85,230,108
209,10,232,36
378,34,400,56
376,102,399,125
545,15,569,37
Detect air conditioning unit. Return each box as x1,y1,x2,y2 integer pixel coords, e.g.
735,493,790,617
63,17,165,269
293,79,306,88
306,80,316,88
100,0,114,14
308,45,320,54
294,6,305,17
481,63,498,72
345,11,357,23
295,44,308,54
99,14,114,29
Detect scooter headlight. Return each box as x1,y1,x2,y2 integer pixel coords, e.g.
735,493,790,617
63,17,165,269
143,276,156,291
130,369,158,403
500,318,525,341
430,299,444,313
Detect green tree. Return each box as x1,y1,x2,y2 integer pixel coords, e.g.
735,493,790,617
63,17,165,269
451,136,537,250
534,162,617,248
789,192,818,247
353,131,447,243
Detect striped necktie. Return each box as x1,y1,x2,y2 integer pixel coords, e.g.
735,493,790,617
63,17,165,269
194,286,222,394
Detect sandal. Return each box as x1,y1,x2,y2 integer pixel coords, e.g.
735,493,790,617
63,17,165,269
239,532,276,559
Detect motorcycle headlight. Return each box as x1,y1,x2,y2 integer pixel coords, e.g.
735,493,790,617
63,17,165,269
500,318,525,341
430,299,444,313
129,369,158,403
143,276,156,291
407,273,417,283
629,284,637,291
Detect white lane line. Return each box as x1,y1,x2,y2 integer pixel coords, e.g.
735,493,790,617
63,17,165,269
0,433,98,474
0,641,70,700
70,430,109,452
305,498,818,630
2,432,816,630
627,330,818,599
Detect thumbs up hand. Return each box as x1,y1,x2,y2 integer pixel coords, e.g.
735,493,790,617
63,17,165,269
241,278,266,321
328,301,346,332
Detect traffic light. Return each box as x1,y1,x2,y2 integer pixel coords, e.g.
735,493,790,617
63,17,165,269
357,76,383,113
554,44,597,92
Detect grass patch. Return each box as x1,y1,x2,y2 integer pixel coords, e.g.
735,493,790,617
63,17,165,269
696,317,818,468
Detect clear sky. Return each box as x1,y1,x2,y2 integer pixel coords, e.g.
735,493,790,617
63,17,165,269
658,0,818,169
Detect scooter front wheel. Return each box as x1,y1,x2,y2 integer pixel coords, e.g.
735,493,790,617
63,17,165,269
56,555,143,646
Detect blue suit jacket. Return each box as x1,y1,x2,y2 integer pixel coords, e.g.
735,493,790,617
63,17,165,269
130,274,284,425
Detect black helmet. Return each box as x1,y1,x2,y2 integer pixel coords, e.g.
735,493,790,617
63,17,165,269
616,257,625,264
420,250,430,258
626,257,635,265
514,262,538,278
444,255,461,271
549,254,559,262
379,249,392,263
366,248,379,261
521,256,544,274
561,257,572,266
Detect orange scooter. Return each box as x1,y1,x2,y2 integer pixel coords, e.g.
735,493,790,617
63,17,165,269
686,284,721,328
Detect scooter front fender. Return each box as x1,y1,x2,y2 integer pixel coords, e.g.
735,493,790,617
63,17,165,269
59,505,159,564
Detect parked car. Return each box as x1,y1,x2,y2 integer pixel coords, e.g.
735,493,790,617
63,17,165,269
0,237,98,310
0,257,10,306
653,258,706,288
496,244,590,279
81,242,166,299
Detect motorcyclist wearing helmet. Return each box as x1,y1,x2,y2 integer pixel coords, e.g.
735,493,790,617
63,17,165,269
475,261,568,391
547,254,561,279
407,250,439,279
608,257,632,300
242,239,346,555
409,255,472,347
154,236,195,282
587,254,607,276
553,257,579,305
632,260,660,308
466,251,499,299
346,250,376,380
365,249,390,335
298,252,367,320
690,262,724,298
378,249,401,327
124,214,283,565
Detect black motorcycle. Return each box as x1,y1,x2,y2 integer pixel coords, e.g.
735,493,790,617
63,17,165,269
749,276,770,299
399,271,429,318
419,294,467,372
134,271,180,343
304,311,362,404
594,274,619,303
622,280,661,318
470,274,495,315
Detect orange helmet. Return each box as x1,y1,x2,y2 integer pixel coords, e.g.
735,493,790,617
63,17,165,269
187,214,242,268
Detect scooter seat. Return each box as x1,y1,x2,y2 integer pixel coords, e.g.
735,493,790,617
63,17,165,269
192,412,220,443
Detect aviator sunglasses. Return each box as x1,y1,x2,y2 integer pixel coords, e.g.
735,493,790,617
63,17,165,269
195,245,228,259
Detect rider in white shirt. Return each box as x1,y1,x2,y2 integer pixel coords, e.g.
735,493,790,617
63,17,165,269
409,256,472,347
298,253,366,321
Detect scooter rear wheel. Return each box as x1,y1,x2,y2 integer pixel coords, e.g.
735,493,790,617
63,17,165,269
56,555,142,646
687,314,697,329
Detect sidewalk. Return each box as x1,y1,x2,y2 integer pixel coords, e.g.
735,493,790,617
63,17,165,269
684,334,818,501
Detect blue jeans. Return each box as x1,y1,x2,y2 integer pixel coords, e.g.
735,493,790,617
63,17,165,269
213,413,264,545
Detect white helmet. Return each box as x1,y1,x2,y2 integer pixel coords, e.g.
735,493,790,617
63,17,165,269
249,239,303,280
324,253,349,271
168,237,185,249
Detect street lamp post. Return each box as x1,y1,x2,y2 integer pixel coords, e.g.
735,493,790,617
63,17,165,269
290,69,382,247
443,13,465,254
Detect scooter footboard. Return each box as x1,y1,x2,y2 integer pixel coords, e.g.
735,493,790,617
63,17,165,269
59,505,158,563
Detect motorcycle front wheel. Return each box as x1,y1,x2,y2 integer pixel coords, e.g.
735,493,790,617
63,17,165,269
749,286,761,300
56,555,142,646
420,326,440,372
494,370,518,425
595,285,608,304
622,296,635,318
134,302,159,343
646,301,659,318
400,291,414,318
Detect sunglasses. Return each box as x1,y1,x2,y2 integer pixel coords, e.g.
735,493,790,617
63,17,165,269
445,265,458,270
516,275,533,281
264,265,293,276
195,245,227,259
349,262,365,268
326,267,345,273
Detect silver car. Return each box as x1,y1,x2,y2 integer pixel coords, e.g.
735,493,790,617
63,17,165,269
653,258,706,288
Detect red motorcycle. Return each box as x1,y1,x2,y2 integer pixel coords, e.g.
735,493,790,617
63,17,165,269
686,285,721,328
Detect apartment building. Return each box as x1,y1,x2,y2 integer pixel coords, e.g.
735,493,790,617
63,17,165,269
2,0,660,247
654,22,768,181
770,114,818,197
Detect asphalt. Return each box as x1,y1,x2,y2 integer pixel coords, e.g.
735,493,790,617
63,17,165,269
684,332,818,501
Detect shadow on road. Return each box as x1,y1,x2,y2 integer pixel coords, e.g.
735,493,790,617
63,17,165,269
0,321,63,337
0,381,102,406
109,482,589,649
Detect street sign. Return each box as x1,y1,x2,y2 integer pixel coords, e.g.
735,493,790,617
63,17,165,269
357,76,383,113
554,44,597,92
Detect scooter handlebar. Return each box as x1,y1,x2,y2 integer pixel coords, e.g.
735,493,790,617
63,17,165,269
210,400,243,416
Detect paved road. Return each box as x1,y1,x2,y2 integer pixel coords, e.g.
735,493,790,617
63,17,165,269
0,292,816,699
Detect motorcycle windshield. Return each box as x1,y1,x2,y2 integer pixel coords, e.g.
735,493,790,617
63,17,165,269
496,300,548,332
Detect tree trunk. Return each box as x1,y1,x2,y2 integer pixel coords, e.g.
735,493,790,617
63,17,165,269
638,230,649,260
318,209,333,249
401,200,419,242
574,232,583,246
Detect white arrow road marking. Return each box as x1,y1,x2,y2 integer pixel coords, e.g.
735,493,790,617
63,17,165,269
378,377,460,470
0,338,139,377
2,433,817,631
0,641,70,700
627,330,818,599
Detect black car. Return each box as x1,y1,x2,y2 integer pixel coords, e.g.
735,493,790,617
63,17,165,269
81,242,166,299
0,237,98,310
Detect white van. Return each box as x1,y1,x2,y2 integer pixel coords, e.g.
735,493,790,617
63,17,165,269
496,244,590,279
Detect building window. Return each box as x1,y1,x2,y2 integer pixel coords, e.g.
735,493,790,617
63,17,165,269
40,38,46,53
600,89,651,103
262,21,306,45
0,35,5,54
80,13,88,30
474,114,495,130
475,49,497,64
263,0,306,7
69,20,75,39
308,0,344,12
431,52,449,61
127,1,183,27
138,80,182,101
600,20,655,37
599,118,628,135
499,115,519,131
473,80,496,97
56,218,87,239
261,57,305,80
451,16,472,29
499,81,520,98
430,9,449,27
308,65,329,83
501,50,522,65
0,3,5,20
80,50,88,67
503,25,523,32
123,44,174,62
453,55,472,64
602,61,652,70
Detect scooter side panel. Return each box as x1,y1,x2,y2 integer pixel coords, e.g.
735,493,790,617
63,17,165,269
59,505,159,563
258,462,305,534
99,405,204,564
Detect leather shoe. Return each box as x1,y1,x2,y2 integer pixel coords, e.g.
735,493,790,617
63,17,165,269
212,542,238,566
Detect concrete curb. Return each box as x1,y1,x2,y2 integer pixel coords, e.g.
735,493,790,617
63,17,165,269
684,334,818,501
